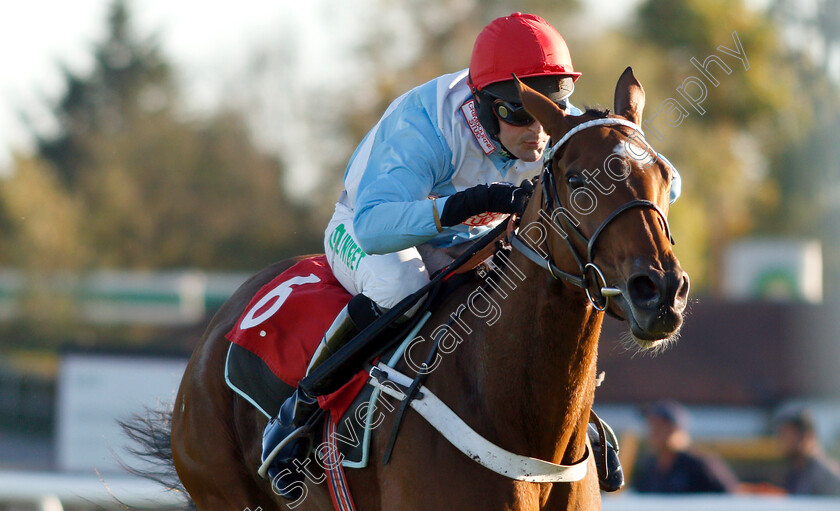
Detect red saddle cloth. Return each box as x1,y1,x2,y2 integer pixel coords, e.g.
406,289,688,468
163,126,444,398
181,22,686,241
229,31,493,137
225,256,369,422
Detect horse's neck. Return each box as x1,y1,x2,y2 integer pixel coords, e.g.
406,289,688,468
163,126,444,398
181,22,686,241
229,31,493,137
459,247,603,466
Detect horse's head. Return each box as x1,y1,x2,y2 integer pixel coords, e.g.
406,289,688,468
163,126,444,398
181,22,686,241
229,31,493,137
516,67,689,349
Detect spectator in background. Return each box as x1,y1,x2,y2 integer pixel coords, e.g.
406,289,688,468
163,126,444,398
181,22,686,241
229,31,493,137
633,400,739,493
775,407,840,496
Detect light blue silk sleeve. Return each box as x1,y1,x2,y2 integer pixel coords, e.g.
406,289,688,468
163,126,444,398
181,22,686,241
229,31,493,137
352,105,454,255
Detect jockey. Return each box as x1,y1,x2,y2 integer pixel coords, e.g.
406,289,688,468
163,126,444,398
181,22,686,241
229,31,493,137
262,12,680,492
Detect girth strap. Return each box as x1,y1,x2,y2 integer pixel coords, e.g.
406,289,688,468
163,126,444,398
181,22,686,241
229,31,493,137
369,364,590,483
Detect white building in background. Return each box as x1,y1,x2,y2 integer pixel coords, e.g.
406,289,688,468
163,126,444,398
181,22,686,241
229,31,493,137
56,351,188,473
723,238,823,303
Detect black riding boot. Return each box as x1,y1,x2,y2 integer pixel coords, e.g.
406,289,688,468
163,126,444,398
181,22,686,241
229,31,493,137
260,293,381,496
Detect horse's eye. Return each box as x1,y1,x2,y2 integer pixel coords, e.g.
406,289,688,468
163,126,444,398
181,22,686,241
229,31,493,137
566,173,585,190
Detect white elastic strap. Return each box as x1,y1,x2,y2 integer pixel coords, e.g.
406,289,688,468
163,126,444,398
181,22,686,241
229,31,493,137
544,118,644,161
370,363,590,483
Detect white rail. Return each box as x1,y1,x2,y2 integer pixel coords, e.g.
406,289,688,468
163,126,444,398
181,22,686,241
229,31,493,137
0,470,185,509
603,494,840,511
4,471,840,510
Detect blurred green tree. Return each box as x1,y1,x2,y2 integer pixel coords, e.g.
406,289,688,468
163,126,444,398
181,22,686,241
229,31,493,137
33,0,173,189
625,0,820,291
628,0,840,294
347,0,580,118
19,0,320,270
758,0,840,292
0,155,88,269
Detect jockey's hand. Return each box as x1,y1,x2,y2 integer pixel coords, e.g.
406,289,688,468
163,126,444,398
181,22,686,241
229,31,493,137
440,181,534,227
511,179,535,216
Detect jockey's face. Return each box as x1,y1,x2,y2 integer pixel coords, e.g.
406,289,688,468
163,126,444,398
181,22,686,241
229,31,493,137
496,113,550,162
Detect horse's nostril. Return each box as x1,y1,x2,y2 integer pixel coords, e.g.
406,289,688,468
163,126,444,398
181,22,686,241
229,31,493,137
628,274,660,308
676,273,690,302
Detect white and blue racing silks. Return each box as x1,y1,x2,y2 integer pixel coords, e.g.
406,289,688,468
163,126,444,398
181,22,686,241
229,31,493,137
340,69,679,255
343,69,554,254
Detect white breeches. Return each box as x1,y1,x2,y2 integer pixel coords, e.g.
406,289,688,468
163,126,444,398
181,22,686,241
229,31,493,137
324,202,430,311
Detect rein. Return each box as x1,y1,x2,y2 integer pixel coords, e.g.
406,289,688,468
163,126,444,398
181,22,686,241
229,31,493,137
510,118,674,311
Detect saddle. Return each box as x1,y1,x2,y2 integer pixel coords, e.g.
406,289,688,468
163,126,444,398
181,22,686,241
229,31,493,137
224,244,491,424
225,255,364,422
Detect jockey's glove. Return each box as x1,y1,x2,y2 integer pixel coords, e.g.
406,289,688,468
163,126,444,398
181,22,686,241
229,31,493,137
439,180,534,227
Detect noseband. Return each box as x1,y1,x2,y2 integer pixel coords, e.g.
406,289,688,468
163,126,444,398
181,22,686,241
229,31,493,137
509,118,675,311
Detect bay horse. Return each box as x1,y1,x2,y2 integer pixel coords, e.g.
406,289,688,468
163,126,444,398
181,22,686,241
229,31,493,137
162,67,689,510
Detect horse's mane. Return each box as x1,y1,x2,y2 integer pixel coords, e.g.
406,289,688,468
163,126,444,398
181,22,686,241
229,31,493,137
582,107,611,118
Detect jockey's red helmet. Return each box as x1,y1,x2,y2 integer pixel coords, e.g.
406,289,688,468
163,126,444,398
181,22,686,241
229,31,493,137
469,13,580,103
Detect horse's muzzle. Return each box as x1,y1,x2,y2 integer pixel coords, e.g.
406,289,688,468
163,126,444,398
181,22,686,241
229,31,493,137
621,268,690,342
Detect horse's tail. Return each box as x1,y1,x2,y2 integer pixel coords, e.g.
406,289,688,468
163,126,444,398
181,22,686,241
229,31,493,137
118,406,197,510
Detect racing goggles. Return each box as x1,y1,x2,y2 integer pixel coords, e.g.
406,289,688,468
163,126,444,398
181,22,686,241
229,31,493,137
492,98,568,127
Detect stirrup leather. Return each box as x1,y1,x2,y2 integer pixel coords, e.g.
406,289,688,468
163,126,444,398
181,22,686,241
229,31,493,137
307,305,357,374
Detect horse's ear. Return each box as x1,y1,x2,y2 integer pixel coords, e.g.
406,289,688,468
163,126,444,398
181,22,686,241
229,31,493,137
614,66,645,125
514,75,571,140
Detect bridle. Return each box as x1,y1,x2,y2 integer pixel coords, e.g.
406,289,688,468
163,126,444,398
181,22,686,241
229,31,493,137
509,118,675,312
